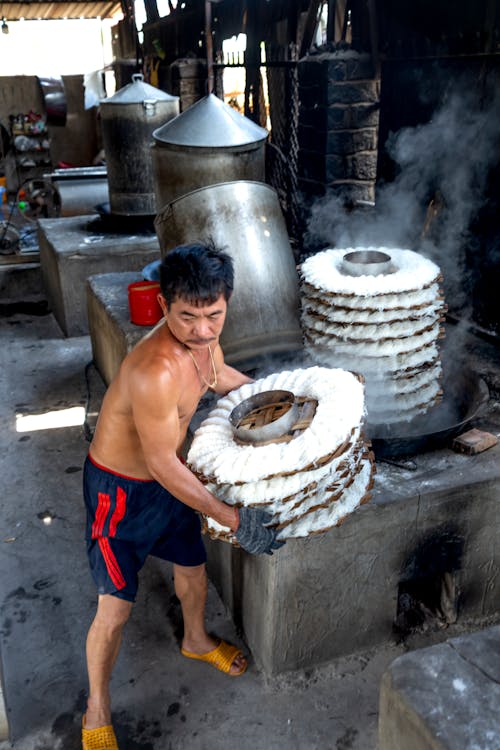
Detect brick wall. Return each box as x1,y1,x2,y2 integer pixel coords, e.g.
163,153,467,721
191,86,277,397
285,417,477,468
298,51,380,204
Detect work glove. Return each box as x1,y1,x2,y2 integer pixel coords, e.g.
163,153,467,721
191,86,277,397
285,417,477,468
235,507,285,555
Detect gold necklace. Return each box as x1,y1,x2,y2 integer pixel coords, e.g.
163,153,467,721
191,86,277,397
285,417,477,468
186,345,218,389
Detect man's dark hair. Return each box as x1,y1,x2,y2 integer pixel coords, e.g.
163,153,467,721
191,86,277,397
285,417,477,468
159,242,234,307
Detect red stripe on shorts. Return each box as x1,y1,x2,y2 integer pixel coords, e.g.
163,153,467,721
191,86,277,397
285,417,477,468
98,537,126,590
108,486,127,538
92,492,110,539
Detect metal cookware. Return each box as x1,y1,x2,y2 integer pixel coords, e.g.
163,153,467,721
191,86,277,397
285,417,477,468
100,74,179,216
151,93,267,210
154,180,303,364
367,367,489,457
45,167,109,216
229,390,298,444
37,76,67,126
342,250,395,276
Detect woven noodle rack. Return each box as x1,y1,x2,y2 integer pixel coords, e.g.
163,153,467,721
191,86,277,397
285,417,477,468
233,395,318,447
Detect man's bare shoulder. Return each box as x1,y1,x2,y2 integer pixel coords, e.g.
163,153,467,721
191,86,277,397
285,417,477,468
125,328,184,395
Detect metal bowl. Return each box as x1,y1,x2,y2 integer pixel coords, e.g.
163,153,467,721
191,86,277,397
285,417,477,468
342,250,394,276
229,390,299,444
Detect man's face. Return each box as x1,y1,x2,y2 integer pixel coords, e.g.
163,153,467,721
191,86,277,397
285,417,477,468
158,293,227,350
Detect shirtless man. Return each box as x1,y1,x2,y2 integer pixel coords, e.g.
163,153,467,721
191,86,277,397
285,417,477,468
82,243,282,750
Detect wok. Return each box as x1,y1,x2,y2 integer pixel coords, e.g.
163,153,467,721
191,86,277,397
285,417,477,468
366,367,489,458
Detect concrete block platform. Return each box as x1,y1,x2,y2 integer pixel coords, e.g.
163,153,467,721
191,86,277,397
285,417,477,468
378,625,500,749
38,215,160,337
205,447,500,674
185,350,500,675
0,260,43,301
86,271,154,385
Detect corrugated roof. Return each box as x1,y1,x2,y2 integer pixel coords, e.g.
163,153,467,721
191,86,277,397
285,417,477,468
0,0,122,20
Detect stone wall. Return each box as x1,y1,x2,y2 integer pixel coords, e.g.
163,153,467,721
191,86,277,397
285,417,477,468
297,50,380,205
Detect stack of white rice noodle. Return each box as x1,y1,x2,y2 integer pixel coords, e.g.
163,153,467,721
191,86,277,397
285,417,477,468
300,247,447,424
187,366,375,543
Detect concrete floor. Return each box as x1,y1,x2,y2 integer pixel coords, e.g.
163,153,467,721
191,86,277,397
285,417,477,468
0,293,499,750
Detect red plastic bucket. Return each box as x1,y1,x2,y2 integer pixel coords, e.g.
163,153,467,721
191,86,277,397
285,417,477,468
128,281,163,326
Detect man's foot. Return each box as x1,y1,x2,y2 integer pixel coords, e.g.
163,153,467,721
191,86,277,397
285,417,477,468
82,715,118,749
83,702,111,730
181,635,247,676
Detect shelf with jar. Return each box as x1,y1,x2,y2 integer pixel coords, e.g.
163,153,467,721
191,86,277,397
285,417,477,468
9,111,52,177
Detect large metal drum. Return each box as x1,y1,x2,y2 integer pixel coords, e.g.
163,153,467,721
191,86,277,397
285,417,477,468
100,74,179,216
154,180,303,364
151,94,268,211
46,167,109,216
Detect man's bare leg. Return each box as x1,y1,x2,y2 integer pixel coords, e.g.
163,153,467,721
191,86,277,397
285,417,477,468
84,594,133,728
173,562,246,674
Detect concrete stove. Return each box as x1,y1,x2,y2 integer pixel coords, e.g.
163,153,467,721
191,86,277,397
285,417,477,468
203,429,500,674
86,271,148,385
38,215,160,337
195,330,500,674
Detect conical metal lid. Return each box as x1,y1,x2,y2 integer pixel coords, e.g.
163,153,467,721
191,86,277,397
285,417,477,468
152,93,268,148
102,74,178,104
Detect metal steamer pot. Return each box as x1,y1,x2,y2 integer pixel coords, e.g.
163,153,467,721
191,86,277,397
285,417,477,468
151,94,268,210
154,180,303,364
100,74,179,216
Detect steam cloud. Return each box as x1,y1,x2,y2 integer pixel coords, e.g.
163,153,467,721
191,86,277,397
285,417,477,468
304,83,500,317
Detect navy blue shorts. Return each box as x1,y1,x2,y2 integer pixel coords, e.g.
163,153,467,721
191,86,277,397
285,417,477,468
83,454,207,602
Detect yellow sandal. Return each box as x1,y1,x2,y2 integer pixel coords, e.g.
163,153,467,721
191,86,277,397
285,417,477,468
82,716,118,750
181,639,247,676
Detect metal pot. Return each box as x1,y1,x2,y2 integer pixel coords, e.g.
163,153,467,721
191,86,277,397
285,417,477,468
151,94,267,211
154,180,303,364
100,74,179,216
342,250,395,276
229,390,299,445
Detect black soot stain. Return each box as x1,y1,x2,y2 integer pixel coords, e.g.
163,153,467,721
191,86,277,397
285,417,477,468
14,609,27,623
5,587,39,602
74,689,88,713
113,710,165,748
167,702,180,717
33,577,56,591
52,711,75,735
116,723,155,749
166,594,183,644
336,727,358,749
51,711,81,748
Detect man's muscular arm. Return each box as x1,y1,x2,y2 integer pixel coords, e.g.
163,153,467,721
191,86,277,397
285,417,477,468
129,359,239,531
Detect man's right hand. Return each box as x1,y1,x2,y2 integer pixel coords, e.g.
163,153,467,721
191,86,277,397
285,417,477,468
235,507,285,555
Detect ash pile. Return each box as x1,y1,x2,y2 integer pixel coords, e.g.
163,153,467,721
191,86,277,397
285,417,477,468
187,366,375,542
299,247,447,425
